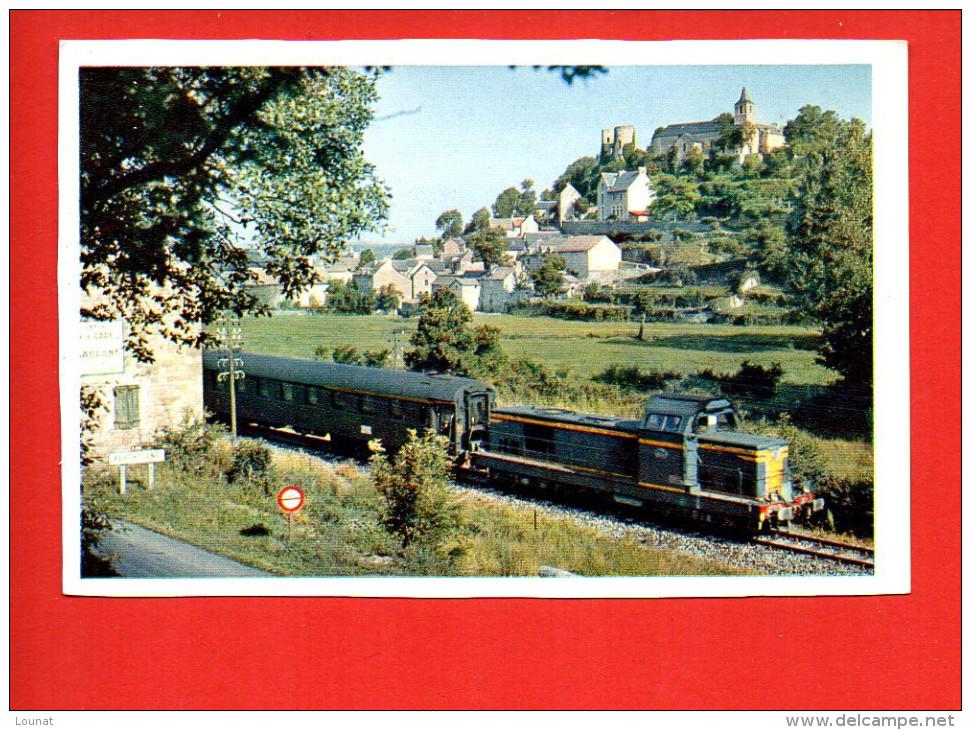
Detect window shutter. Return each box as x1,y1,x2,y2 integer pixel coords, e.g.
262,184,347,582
114,385,140,430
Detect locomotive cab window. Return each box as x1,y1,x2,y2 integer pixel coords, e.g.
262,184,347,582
645,413,682,433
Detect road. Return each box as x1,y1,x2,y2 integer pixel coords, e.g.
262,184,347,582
96,520,275,578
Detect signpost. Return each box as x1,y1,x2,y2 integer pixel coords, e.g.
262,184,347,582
108,449,165,494
277,486,305,543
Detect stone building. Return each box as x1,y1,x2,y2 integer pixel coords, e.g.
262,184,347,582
80,318,202,460
649,88,786,164
596,167,655,222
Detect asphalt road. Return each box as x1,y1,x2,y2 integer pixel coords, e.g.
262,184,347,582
97,520,274,578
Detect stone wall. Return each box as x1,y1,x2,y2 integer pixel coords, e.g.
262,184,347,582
82,325,203,461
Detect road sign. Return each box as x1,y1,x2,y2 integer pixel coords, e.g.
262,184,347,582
108,449,165,466
277,486,305,513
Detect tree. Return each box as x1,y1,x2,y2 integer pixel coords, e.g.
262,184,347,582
404,288,475,374
783,107,873,389
492,182,536,218
530,254,567,298
435,209,464,239
463,207,492,235
466,227,508,268
492,186,522,218
357,248,376,269
369,429,460,550
325,280,375,314
650,174,701,220
375,283,402,312
552,156,600,201
81,66,389,362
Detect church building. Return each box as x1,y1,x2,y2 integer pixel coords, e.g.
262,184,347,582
648,88,786,164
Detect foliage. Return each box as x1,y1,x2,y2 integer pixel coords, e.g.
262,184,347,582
783,106,873,388
375,284,401,312
435,209,464,239
357,248,375,269
81,500,118,577
466,226,509,267
530,253,567,298
552,156,601,202
492,182,537,219
717,360,784,400
593,364,682,392
80,385,108,467
404,288,475,374
226,439,274,492
152,412,227,476
370,430,461,550
463,207,492,235
392,247,416,260
81,66,388,362
324,280,376,314
651,174,701,220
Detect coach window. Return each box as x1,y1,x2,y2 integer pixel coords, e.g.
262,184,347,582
258,379,270,398
390,399,404,420
331,389,346,410
235,377,247,394
306,386,319,405
114,385,140,430
281,383,295,402
359,395,377,414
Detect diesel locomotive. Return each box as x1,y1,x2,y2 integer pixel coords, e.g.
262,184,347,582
203,351,822,531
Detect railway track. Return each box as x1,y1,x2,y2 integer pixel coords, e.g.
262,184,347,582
753,531,875,569
250,431,875,576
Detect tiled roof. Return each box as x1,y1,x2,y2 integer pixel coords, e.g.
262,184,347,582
651,121,724,140
600,170,645,192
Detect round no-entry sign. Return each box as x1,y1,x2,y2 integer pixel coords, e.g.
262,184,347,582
277,486,305,513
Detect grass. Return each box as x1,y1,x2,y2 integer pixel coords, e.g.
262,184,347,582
234,312,835,386
83,444,752,577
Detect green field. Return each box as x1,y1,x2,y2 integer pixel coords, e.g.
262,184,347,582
234,312,836,386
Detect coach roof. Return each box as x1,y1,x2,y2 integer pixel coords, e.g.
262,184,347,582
203,350,492,403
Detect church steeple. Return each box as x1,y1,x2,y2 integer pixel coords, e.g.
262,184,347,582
734,87,755,126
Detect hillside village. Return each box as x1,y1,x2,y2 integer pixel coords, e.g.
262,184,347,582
244,88,790,322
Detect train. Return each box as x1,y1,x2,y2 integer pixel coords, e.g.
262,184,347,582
203,351,823,532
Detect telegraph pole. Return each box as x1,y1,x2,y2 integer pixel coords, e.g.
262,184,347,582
215,316,245,438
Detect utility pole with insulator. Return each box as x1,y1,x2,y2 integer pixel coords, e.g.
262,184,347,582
215,316,245,438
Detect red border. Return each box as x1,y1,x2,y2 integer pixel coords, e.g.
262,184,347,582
277,486,305,513
10,11,960,710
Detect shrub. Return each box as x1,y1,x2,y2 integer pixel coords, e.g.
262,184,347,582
720,361,784,400
370,430,461,551
226,439,273,491
152,412,227,476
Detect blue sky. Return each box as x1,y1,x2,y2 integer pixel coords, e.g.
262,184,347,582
356,64,872,245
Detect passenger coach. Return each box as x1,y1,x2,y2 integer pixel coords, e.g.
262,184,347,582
203,351,493,453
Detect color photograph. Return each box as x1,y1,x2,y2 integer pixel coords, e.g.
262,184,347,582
65,40,907,597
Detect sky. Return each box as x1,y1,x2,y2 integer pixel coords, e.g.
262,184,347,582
354,64,872,246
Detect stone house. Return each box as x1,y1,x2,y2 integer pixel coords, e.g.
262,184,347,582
80,316,202,461
478,266,517,312
432,275,481,312
489,214,539,238
525,234,622,280
597,167,654,222
354,258,438,303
